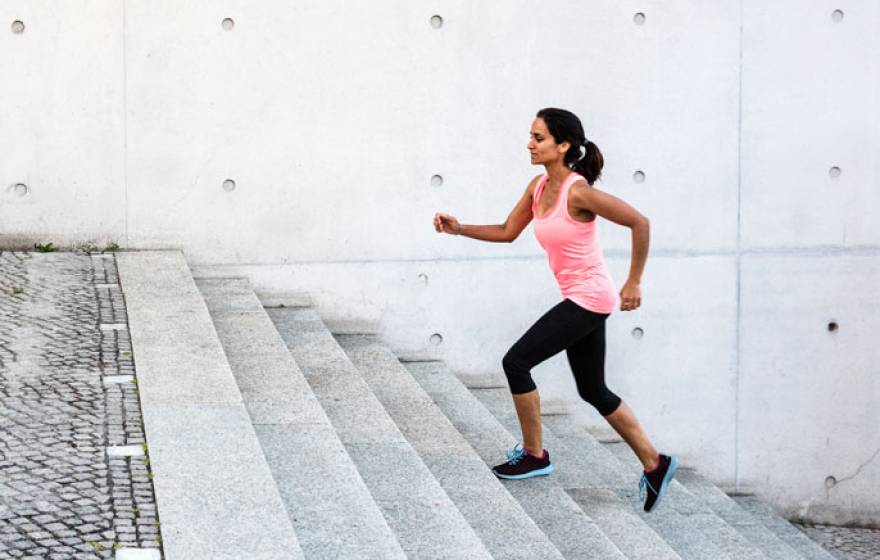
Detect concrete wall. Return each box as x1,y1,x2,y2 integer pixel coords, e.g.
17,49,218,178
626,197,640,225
1,1,877,525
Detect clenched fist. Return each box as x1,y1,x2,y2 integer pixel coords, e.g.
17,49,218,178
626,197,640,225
433,212,462,235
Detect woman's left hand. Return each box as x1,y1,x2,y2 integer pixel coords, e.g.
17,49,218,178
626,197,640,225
619,280,641,311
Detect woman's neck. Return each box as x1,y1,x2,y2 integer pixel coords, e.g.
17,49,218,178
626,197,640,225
544,162,573,187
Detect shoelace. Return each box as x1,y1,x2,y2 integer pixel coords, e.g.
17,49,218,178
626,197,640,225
506,444,528,465
639,473,658,501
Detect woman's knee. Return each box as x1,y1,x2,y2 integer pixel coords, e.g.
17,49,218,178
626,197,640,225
577,385,621,416
502,350,536,394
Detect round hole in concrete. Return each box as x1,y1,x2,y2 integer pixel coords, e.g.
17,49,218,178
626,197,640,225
430,15,443,29
429,333,443,346
11,20,24,34
829,166,841,179
831,10,844,22
222,179,236,192
632,327,644,340
14,183,28,197
222,18,235,31
825,476,837,488
633,12,646,25
431,174,443,187
633,170,646,184
827,321,838,332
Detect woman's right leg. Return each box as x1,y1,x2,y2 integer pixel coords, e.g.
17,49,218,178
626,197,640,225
502,300,602,456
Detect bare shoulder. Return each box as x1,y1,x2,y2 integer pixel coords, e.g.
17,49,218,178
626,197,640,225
569,177,597,200
569,178,612,212
525,173,544,197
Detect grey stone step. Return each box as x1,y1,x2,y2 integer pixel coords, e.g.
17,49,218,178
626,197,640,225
195,278,406,560
336,335,566,560
266,307,492,560
733,496,837,560
674,469,805,560
475,387,768,560
116,251,303,560
602,439,770,560
472,387,703,560
405,360,632,560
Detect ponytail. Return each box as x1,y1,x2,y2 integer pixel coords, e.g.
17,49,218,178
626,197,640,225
571,140,604,186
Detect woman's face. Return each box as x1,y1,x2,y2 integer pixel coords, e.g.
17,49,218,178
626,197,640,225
528,118,568,166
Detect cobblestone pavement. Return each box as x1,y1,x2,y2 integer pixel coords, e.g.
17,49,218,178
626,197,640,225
0,252,162,559
796,523,880,560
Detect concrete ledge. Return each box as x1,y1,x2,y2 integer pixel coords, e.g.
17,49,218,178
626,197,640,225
117,252,302,560
116,252,241,405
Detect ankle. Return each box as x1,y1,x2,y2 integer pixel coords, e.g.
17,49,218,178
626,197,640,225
644,453,661,473
525,447,545,459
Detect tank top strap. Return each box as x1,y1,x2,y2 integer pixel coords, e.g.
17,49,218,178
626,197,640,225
531,174,550,215
547,172,583,217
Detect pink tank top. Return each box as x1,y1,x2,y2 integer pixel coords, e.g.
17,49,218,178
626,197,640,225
532,172,619,314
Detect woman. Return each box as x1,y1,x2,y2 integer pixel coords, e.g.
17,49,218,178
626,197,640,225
433,107,677,512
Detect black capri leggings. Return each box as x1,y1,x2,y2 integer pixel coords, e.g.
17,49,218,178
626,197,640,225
502,299,622,417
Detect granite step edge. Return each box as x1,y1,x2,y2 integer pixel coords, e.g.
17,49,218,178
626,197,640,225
405,359,668,560
336,335,567,560
195,278,407,560
265,307,493,560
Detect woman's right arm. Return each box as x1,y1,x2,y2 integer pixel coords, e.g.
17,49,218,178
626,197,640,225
434,176,539,243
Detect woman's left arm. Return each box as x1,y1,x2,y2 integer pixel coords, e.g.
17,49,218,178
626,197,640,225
571,181,650,311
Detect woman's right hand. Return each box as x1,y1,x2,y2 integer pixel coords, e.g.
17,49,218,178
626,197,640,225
434,212,462,235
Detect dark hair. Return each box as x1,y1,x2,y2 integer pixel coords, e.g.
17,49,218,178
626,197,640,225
536,107,604,185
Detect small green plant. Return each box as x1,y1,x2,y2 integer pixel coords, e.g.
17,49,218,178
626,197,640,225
122,351,133,357
87,541,106,551
34,242,57,253
80,242,97,255
104,242,120,252
112,543,123,550
12,287,23,295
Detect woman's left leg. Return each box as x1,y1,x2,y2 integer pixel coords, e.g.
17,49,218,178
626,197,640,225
566,320,659,469
567,322,677,511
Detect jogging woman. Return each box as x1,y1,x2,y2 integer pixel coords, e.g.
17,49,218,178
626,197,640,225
433,108,677,512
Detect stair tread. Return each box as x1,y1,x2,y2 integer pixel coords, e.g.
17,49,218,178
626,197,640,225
338,335,567,560
267,308,492,560
734,497,838,560
477,386,769,560
196,278,405,559
406,360,655,560
118,252,303,560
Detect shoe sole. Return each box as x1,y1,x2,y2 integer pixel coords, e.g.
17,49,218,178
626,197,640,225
649,456,678,512
493,464,555,480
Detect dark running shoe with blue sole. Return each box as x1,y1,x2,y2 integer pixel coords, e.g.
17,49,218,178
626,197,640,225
492,444,555,479
639,454,678,512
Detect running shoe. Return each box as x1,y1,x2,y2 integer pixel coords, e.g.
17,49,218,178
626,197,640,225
639,453,678,512
492,444,555,479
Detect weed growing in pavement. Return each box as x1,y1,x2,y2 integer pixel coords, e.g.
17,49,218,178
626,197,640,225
34,242,57,253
